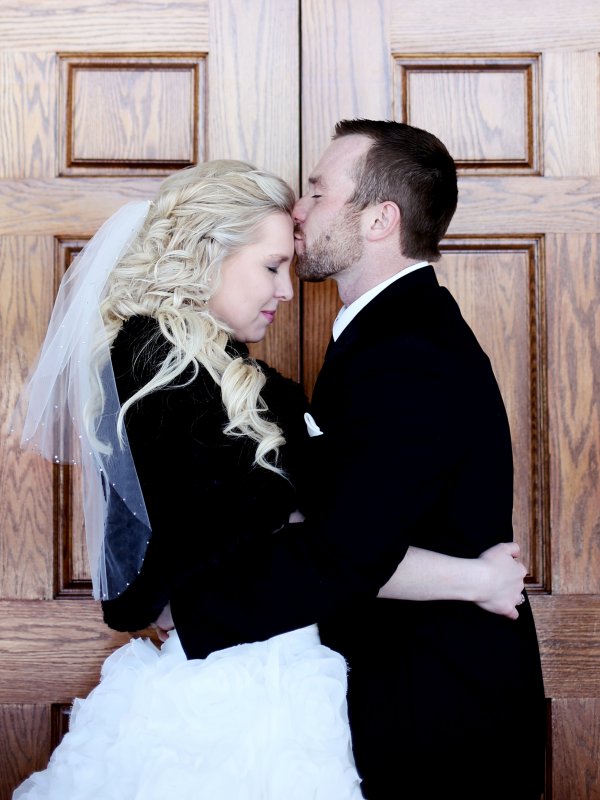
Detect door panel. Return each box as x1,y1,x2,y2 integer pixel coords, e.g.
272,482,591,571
300,2,600,797
0,2,298,796
2,1,599,798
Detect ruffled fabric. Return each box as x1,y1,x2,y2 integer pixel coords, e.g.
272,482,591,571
13,627,362,799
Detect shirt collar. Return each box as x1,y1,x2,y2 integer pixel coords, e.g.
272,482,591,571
332,261,429,341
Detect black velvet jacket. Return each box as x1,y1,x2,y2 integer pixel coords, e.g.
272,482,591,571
101,316,309,633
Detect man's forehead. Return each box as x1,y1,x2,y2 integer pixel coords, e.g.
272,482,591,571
310,135,370,183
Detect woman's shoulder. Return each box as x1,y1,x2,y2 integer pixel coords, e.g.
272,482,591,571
111,316,166,379
111,316,220,410
256,359,309,418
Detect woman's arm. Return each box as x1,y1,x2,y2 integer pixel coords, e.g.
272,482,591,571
289,510,526,620
155,542,526,635
377,542,526,619
289,510,526,619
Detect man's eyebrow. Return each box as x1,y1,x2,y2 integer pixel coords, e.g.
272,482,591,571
308,175,322,187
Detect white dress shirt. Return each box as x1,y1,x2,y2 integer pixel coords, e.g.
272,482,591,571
332,262,429,341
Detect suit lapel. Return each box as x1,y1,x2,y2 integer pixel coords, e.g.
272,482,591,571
312,264,440,416
323,264,439,364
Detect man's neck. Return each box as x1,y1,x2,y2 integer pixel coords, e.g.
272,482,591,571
335,255,425,306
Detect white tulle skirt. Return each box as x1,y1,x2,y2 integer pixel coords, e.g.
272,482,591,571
13,625,363,799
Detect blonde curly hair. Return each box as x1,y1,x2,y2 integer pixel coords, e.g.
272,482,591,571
98,160,295,474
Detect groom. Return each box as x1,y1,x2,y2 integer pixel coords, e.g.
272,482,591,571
172,120,546,799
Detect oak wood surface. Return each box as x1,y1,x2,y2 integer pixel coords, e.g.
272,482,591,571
0,704,51,800
1,1,600,798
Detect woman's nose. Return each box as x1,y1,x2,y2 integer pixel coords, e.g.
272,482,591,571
277,271,294,301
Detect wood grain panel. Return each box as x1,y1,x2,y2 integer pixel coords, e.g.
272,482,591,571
543,50,600,177
451,177,600,234
0,179,161,235
51,704,71,750
435,239,548,589
550,699,600,799
1,236,55,600
3,57,596,232
8,174,588,241
0,1,209,51
55,464,89,593
301,280,342,396
301,0,391,172
0,595,597,702
394,55,539,174
300,0,392,391
53,241,90,594
546,234,600,594
390,0,600,51
0,1,305,797
0,704,51,800
71,65,196,163
531,595,600,697
299,2,600,797
0,600,133,703
0,53,56,180
59,55,206,176
209,0,300,380
208,0,299,181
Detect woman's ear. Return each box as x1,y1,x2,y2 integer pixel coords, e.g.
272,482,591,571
365,201,401,242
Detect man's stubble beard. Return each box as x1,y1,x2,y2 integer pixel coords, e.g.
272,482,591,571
296,207,363,282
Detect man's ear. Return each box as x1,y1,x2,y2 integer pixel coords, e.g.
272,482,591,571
365,201,401,242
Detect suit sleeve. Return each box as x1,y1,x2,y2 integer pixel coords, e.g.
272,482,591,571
170,344,466,658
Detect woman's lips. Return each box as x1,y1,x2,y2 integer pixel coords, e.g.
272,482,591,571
261,310,275,323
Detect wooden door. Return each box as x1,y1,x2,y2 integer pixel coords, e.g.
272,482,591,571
300,1,600,798
0,1,298,796
3,1,600,798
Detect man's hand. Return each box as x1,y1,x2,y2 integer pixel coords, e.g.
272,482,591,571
475,542,527,620
152,603,174,642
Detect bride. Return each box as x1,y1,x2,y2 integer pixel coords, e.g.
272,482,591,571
13,159,527,799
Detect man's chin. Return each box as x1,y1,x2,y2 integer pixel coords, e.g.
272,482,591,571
296,271,327,283
295,255,329,282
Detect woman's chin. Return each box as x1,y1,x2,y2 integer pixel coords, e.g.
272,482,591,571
235,328,268,344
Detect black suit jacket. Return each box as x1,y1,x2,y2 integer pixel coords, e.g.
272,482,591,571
170,267,545,799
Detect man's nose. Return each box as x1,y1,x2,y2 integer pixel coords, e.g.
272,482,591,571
292,196,308,222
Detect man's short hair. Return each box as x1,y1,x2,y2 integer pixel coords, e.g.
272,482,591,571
334,119,458,261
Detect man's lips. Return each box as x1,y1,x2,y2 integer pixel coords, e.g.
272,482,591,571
261,310,276,323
